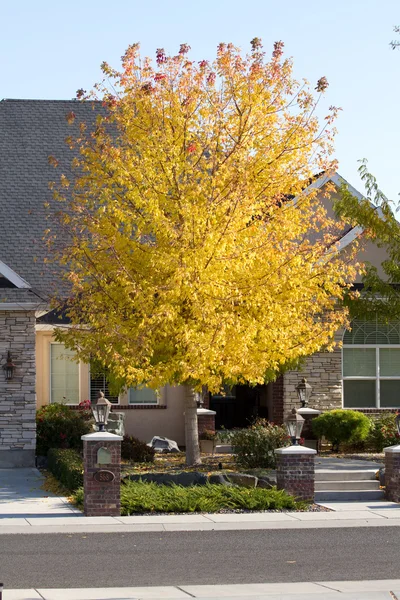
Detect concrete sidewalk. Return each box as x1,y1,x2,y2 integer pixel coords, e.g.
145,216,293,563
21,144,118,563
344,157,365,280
2,502,400,533
3,580,400,599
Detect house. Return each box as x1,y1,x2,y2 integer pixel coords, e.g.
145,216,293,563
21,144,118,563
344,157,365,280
0,98,396,467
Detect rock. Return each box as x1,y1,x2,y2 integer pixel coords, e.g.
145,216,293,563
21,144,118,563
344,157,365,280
257,478,274,489
35,455,48,469
147,436,180,453
127,471,208,486
208,473,232,486
226,473,258,488
106,412,125,437
378,467,385,487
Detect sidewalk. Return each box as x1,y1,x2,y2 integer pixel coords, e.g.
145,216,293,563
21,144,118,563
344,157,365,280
4,580,400,599
1,468,400,534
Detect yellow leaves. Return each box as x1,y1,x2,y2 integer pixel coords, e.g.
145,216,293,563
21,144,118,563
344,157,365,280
49,40,362,393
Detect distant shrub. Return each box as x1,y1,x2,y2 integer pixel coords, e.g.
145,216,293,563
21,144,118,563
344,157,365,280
230,418,290,469
47,448,83,492
199,429,217,441
36,403,93,456
312,409,371,452
369,412,400,451
121,435,155,463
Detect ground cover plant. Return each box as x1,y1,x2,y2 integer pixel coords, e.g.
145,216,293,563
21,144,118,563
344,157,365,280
73,480,302,514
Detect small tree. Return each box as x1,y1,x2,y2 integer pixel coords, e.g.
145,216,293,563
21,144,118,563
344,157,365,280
49,40,359,464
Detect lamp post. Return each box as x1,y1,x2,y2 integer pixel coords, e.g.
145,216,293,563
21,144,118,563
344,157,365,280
285,407,305,446
295,378,312,408
91,391,111,432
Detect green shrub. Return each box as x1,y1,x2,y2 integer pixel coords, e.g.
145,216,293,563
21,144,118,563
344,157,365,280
72,481,301,514
36,403,93,456
312,409,371,452
121,435,155,462
369,413,400,451
47,448,83,492
230,418,290,469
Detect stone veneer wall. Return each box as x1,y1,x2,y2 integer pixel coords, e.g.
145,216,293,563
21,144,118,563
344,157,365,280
0,311,36,467
282,330,343,419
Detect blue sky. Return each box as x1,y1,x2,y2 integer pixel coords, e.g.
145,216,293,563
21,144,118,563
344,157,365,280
1,0,399,200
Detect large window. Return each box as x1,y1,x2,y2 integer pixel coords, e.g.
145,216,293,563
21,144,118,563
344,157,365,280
89,372,119,404
50,343,79,404
128,387,158,405
343,319,400,408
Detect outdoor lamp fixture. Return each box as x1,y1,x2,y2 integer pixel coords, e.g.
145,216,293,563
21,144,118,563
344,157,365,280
295,378,312,408
285,408,305,446
3,351,16,381
91,391,112,432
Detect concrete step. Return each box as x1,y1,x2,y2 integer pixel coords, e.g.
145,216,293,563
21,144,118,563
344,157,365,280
315,489,385,502
315,469,378,482
315,479,380,491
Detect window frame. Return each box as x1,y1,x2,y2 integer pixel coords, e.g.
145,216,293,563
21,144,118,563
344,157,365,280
342,344,400,409
49,342,80,405
128,387,159,406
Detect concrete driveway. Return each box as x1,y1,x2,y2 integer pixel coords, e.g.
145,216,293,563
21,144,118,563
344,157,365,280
0,468,79,519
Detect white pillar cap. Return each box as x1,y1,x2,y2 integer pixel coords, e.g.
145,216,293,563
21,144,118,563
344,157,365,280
275,445,317,455
81,432,123,442
384,444,400,453
197,408,217,416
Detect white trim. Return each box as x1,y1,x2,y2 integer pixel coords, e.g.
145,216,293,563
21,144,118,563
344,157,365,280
0,260,31,288
81,432,123,441
0,303,43,311
384,444,400,453
275,445,316,455
294,171,368,253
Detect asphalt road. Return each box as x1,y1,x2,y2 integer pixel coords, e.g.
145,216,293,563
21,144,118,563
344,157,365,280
2,528,399,589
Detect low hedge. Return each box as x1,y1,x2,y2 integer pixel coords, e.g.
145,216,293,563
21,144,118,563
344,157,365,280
73,480,302,514
121,435,155,462
47,448,84,492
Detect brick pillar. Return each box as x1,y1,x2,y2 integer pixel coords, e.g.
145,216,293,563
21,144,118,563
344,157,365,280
81,432,122,516
384,445,400,502
275,446,316,502
197,408,216,435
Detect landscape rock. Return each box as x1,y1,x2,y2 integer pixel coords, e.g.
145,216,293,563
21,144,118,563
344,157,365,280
379,467,385,487
147,436,180,453
127,471,208,486
257,478,274,489
226,473,258,488
208,473,232,486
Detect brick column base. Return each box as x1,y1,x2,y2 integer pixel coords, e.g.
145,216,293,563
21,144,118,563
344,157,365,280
385,445,400,502
197,408,216,435
275,446,316,502
82,432,122,516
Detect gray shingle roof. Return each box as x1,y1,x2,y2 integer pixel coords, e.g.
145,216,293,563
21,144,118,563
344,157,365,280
0,99,100,302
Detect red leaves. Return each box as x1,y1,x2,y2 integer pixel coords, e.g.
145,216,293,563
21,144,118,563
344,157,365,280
316,76,329,93
187,143,197,154
272,41,284,61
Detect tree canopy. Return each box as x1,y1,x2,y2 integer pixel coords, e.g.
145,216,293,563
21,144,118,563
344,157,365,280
49,40,359,395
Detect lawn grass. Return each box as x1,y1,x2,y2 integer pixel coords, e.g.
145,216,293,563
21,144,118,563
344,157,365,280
73,480,304,514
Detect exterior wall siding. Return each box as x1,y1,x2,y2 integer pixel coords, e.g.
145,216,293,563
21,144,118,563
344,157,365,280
283,330,344,419
0,310,36,466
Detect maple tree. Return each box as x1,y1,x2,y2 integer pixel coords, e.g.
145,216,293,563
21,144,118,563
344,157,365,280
50,40,360,464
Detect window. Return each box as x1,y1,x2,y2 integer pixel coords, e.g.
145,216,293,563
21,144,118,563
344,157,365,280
89,372,119,405
128,387,158,405
343,319,400,408
50,344,79,404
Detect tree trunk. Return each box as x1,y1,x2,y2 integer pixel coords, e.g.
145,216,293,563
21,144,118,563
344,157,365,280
183,384,202,466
